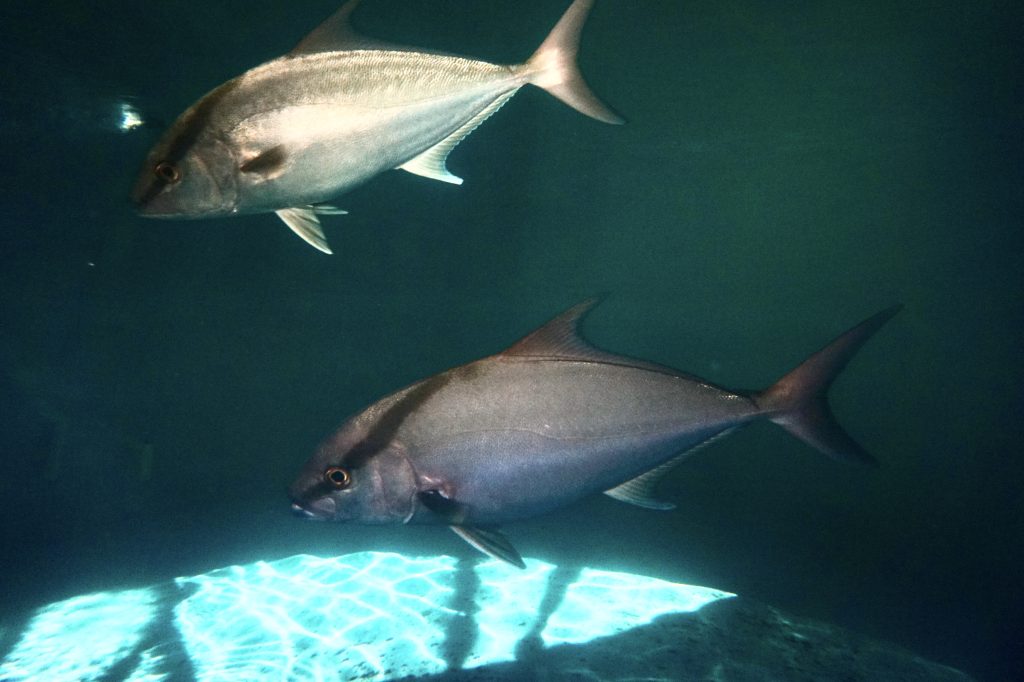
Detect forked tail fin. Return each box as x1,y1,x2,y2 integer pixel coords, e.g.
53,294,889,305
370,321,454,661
526,0,624,124
754,305,903,465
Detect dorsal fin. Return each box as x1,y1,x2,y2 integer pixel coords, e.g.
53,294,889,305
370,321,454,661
291,0,408,55
500,300,682,378
502,299,610,360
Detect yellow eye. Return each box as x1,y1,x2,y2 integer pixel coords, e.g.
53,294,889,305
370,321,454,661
154,161,181,184
324,466,351,489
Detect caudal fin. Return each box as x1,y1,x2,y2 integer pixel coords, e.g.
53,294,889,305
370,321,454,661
754,305,903,466
526,0,624,124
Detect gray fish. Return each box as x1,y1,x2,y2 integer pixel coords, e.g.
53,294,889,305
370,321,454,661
131,0,622,254
290,300,902,567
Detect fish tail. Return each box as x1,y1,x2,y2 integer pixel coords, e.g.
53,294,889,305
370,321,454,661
753,305,903,466
526,0,623,124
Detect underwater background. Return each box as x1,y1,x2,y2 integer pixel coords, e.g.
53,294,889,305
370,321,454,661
0,0,1020,679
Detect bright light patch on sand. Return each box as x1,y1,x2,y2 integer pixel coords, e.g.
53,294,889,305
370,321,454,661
0,552,734,681
123,647,170,682
469,559,557,665
542,566,730,646
0,589,157,682
175,553,457,681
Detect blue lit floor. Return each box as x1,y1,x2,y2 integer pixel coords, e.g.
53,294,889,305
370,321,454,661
0,552,972,681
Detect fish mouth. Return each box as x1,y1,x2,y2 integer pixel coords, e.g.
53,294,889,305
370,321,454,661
291,503,318,519
134,207,180,219
129,188,219,219
130,185,164,215
290,497,335,520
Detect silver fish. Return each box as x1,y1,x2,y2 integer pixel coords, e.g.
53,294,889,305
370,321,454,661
289,300,902,567
131,0,622,254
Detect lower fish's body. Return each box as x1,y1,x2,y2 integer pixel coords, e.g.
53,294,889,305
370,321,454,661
290,300,902,567
399,359,756,525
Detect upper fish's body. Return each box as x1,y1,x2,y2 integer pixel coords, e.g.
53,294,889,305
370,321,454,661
132,0,621,254
290,300,902,567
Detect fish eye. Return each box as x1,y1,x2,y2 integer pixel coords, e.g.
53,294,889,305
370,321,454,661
324,466,351,489
154,161,181,184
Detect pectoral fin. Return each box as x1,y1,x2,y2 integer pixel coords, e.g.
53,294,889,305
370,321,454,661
399,91,517,185
418,490,525,568
418,489,467,522
240,145,288,177
275,207,332,254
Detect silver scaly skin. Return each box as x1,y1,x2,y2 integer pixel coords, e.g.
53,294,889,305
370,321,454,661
132,0,622,254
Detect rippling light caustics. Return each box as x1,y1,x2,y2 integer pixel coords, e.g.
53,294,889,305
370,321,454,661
0,589,159,682
0,552,733,681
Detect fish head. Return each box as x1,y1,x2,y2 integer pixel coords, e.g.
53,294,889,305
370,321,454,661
289,422,418,525
131,99,240,218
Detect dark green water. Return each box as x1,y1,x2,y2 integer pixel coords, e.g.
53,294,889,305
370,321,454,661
0,1,1020,679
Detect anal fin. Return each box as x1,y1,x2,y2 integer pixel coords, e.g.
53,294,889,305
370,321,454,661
605,428,738,510
604,464,677,511
310,203,348,216
399,91,517,185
